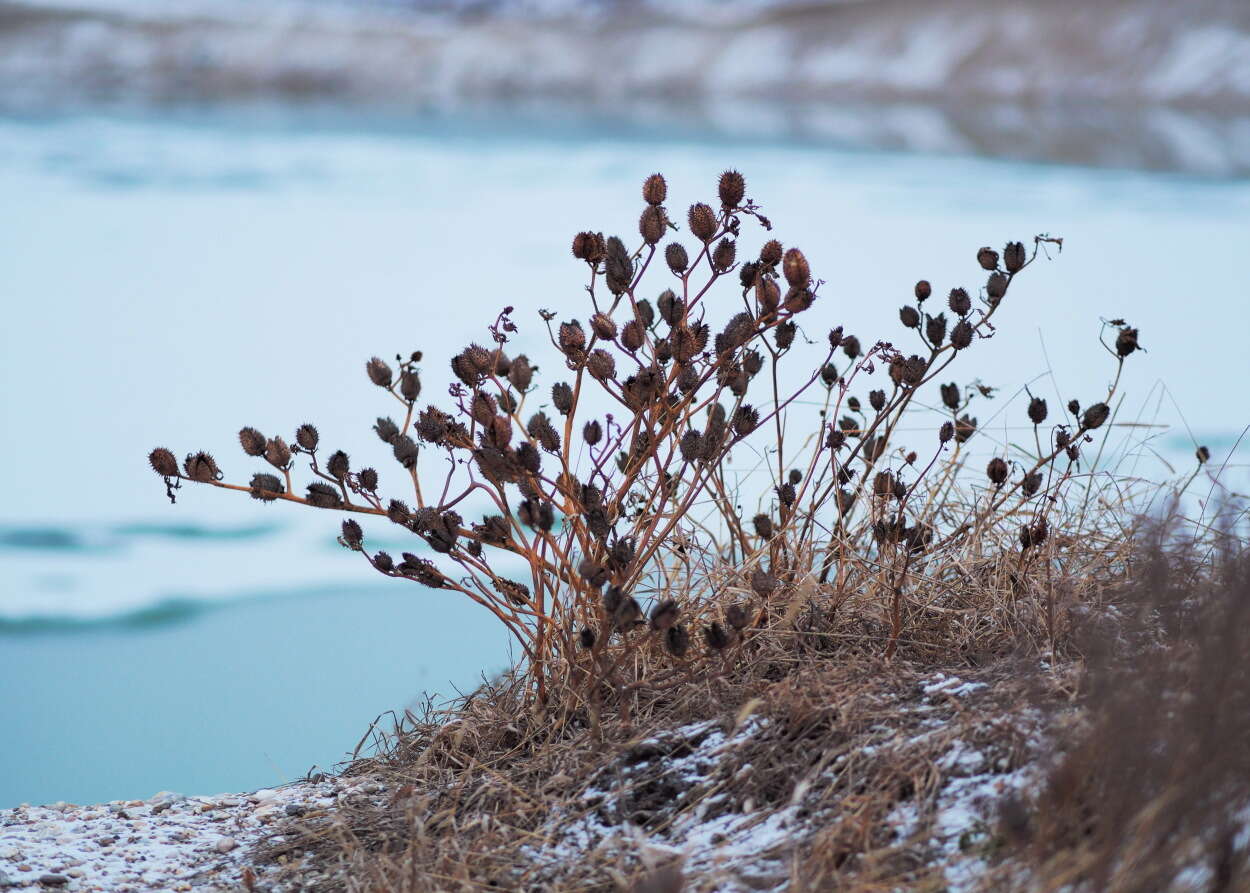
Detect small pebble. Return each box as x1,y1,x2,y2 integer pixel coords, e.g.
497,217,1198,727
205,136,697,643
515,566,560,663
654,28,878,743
214,837,236,854
38,876,69,887
283,804,306,817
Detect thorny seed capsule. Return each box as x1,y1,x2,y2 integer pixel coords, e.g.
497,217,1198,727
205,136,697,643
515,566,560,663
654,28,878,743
249,472,283,501
358,467,378,490
788,468,802,486
739,261,759,289
986,272,1008,305
941,382,960,411
149,447,179,477
977,247,1000,271
366,357,393,388
712,237,737,273
955,414,977,443
783,286,814,313
869,389,886,412
828,326,844,350
639,205,667,245
676,364,700,394
1082,403,1110,430
552,382,574,415
604,236,633,295
777,482,796,507
948,288,971,316
873,471,896,497
751,568,777,597
374,416,400,444
587,349,616,380
340,519,363,549
680,430,705,463
415,407,448,444
726,603,750,631
464,344,493,376
1115,326,1140,357
760,239,783,267
264,437,291,469
915,280,932,301
515,441,541,474
950,320,974,350
1004,241,1026,273
642,172,667,206
987,457,1009,486
571,231,605,263
392,435,419,468
1022,472,1043,497
450,354,478,387
305,482,342,508
939,421,954,443
756,277,780,314
650,599,680,631
295,424,319,451
848,396,861,413
1019,519,1048,550
665,242,689,273
399,370,421,402
372,551,394,573
470,392,497,426
841,335,861,359
688,203,717,242
238,428,266,457
657,289,685,326
899,305,920,328
528,412,561,452
742,348,763,376
719,169,745,208
508,355,533,391
753,514,774,539
1028,397,1048,425
1197,445,1211,464
782,248,810,288
704,621,731,651
926,313,947,347
775,321,797,350
1055,428,1071,448
1068,399,1081,416
327,450,350,480
820,363,839,387
666,624,690,658
621,319,645,352
583,419,602,446
635,299,655,328
733,405,760,435
579,627,596,649
578,558,609,589
558,320,586,358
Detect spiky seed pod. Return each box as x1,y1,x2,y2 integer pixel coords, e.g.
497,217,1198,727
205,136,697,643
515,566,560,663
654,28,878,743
781,248,810,288
502,354,531,392
836,488,856,514
414,407,447,444
558,320,586,359
399,370,421,402
473,515,510,547
639,205,667,245
664,242,689,274
775,321,797,351
518,497,554,531
1021,472,1043,497
948,287,971,316
578,558,609,589
399,553,445,588
986,457,1009,486
148,447,178,477
515,441,541,475
264,437,291,470
656,337,676,365
462,344,492,377
719,604,749,634
494,352,512,377
326,450,350,480
248,472,284,501
827,427,846,451
604,236,633,295
721,312,755,352
392,434,419,468
671,325,698,363
371,551,395,573
358,467,378,491
788,469,803,488
650,599,680,631
752,513,775,540
703,621,731,651
1019,519,1048,550
738,260,759,290
571,231,606,263
679,430,706,463
955,414,977,443
839,415,859,436
583,419,602,446
750,568,777,598
940,382,960,411
1055,428,1072,449
848,396,862,414
497,391,518,416
621,319,645,352
899,305,920,328
578,626,596,649
1067,399,1081,417
340,519,363,550
926,313,948,347
939,421,954,443
527,412,561,452
669,364,695,395
717,169,745,207
977,247,1000,271
777,482,796,506
742,349,763,377
1196,445,1211,464
305,482,342,508
366,357,393,388
841,335,862,359
915,280,932,301
711,237,737,273
1004,241,1027,273
630,300,653,329
688,203,717,242
1082,402,1110,430
986,272,1008,306
783,286,814,314
866,389,885,413
587,349,616,381
642,172,667,205
469,392,496,426
1067,444,1081,462
816,363,838,388
903,356,927,387
292,424,318,452
1023,396,1047,426
450,354,477,387
950,319,974,350
551,382,574,416
491,578,529,606
613,595,641,629
1115,326,1140,357
608,537,636,572
756,277,780,314
238,427,266,457
657,289,685,326
386,499,411,524
587,312,617,342
733,405,760,436
873,471,896,498
666,624,690,658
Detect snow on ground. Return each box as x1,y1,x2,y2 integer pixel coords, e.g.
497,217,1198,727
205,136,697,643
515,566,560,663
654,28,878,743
0,777,382,891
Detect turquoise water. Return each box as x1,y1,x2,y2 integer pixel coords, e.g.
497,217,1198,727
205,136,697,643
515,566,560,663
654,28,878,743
1,110,1247,808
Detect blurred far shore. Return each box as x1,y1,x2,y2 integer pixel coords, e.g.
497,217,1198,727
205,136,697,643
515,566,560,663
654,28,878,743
2,0,1249,176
